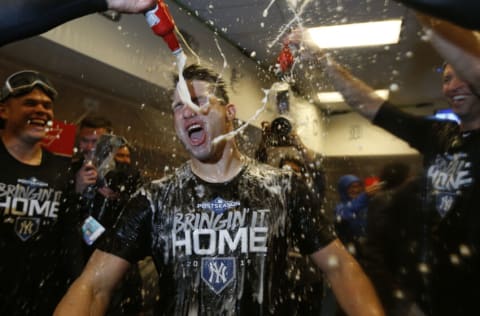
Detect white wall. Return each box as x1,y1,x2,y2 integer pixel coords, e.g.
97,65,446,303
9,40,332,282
323,111,419,156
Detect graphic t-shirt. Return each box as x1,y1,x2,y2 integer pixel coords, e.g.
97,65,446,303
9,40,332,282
100,159,335,315
0,141,72,316
374,102,480,315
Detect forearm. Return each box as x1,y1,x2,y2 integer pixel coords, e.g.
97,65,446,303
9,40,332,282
54,277,110,316
329,260,384,316
312,240,385,316
419,14,480,95
54,250,131,316
319,54,385,121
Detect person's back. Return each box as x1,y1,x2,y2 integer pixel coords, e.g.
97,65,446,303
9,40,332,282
363,174,431,316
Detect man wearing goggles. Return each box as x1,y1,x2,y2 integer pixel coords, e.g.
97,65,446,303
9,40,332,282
0,70,76,315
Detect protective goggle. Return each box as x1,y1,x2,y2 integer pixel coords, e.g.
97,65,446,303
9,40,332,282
0,70,58,102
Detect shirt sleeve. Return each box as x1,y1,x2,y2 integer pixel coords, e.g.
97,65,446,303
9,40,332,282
394,0,480,30
373,102,436,152
96,192,152,263
0,0,108,46
289,174,336,255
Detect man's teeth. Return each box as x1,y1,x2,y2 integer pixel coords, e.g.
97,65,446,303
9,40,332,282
453,95,466,101
188,124,201,132
27,119,46,126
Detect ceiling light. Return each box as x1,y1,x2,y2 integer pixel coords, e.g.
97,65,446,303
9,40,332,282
307,19,402,49
317,89,389,103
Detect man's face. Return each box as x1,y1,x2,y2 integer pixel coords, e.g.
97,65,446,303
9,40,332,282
0,88,54,144
172,79,233,161
347,181,364,200
442,64,480,120
114,146,131,165
78,126,108,156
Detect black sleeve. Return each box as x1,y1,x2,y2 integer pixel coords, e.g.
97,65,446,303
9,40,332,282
96,192,152,263
373,102,435,153
394,0,480,30
0,0,108,46
289,174,336,255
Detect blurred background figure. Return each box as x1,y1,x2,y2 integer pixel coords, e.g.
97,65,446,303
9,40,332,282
69,116,145,315
362,163,429,316
364,178,427,316
256,117,326,316
71,116,113,198
335,174,382,258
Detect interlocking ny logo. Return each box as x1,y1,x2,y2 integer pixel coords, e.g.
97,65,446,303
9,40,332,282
15,217,40,241
201,257,236,294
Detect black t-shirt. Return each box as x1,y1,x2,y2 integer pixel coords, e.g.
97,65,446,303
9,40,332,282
99,159,335,315
0,141,72,316
374,102,480,315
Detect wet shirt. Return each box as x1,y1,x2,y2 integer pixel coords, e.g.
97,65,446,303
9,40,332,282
0,141,72,315
99,159,335,316
374,102,480,315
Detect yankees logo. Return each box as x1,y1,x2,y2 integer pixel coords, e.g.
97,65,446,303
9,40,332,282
15,217,40,241
201,257,235,294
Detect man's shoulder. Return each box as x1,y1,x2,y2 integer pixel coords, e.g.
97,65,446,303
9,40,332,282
243,158,297,185
147,163,191,188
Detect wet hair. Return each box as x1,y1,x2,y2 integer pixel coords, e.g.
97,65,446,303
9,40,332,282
173,64,229,104
79,116,113,133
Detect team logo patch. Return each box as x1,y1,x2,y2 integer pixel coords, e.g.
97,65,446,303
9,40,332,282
436,193,455,218
197,197,240,214
201,257,236,294
15,217,40,241
18,177,48,188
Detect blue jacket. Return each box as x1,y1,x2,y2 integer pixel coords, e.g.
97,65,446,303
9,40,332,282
335,175,369,239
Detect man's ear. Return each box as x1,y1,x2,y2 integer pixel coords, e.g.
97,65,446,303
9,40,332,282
225,103,236,121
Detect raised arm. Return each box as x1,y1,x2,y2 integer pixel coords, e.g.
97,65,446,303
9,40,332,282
0,0,155,46
54,249,131,316
311,239,385,316
288,29,385,121
393,0,480,30
319,56,386,120
417,14,480,96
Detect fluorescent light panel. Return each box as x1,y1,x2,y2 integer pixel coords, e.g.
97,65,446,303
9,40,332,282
307,19,402,49
317,89,389,103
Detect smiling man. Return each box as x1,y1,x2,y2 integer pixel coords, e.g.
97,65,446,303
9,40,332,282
288,12,480,315
55,64,384,316
0,70,75,315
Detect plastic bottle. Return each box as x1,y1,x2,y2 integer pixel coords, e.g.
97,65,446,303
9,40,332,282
276,43,294,74
145,0,182,55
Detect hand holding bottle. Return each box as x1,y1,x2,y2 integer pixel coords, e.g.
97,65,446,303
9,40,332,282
145,0,182,54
